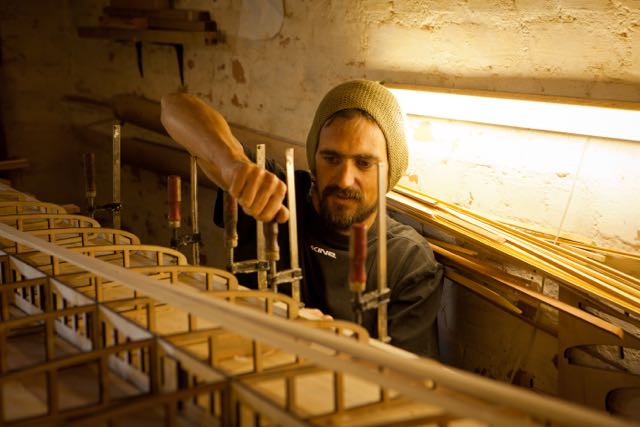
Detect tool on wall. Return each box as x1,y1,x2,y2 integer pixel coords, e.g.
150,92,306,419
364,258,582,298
349,162,391,341
224,145,302,302
81,124,123,228
167,156,201,265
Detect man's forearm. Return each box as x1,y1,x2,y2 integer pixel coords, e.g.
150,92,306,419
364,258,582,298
160,92,248,191
160,92,289,223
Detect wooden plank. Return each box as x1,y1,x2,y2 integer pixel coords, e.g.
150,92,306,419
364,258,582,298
0,158,29,171
0,201,65,215
110,0,169,10
431,244,625,339
103,6,211,22
77,26,218,45
445,269,523,315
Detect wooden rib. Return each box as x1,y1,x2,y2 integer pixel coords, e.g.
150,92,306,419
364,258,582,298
205,290,300,320
0,189,636,425
68,244,188,266
0,201,66,215
27,227,141,245
0,213,100,231
0,223,631,427
296,319,370,342
0,190,28,201
127,265,239,290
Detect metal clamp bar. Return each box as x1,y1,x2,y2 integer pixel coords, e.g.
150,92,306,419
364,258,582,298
270,268,303,288
112,124,121,229
256,144,267,290
285,148,301,303
190,156,200,265
231,259,270,275
377,162,389,342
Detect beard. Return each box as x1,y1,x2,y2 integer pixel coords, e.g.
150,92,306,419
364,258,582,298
317,185,377,231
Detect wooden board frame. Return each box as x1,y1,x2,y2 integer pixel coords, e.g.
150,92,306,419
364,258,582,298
0,182,637,426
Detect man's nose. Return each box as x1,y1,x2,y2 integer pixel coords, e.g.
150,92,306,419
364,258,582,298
335,160,357,188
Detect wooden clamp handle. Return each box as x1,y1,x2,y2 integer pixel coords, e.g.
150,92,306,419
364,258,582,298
265,221,279,262
83,153,96,197
167,175,181,228
223,192,238,248
349,223,367,293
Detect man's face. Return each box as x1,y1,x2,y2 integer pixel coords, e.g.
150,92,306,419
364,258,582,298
312,115,387,233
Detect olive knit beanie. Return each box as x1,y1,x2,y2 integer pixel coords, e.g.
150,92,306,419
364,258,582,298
306,80,408,191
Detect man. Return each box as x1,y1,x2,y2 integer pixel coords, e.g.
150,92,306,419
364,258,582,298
161,80,442,358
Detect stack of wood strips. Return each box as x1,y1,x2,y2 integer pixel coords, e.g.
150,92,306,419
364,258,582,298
98,0,216,32
0,182,632,427
387,186,640,318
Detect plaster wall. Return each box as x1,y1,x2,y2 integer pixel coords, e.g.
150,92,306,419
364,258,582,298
2,0,639,250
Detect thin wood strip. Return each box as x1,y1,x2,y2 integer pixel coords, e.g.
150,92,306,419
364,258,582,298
27,227,141,246
445,269,523,315
0,339,154,381
425,237,478,256
431,244,624,339
0,304,98,330
437,201,640,292
557,242,607,263
0,213,100,229
69,244,188,266
398,185,640,290
127,265,239,290
0,201,66,215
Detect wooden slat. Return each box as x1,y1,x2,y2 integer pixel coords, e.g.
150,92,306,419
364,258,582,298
431,243,625,339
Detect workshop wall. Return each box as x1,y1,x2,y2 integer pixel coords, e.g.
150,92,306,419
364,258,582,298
2,0,638,249
1,0,639,398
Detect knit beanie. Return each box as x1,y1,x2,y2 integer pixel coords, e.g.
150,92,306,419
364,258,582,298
306,80,408,191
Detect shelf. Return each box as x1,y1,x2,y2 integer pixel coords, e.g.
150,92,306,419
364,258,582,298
77,26,218,46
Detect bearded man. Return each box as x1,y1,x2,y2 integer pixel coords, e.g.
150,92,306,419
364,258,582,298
161,80,443,358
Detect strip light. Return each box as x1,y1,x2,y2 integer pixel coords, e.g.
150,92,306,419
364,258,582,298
386,83,640,142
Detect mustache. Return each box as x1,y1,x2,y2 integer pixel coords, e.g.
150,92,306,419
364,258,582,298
322,185,363,201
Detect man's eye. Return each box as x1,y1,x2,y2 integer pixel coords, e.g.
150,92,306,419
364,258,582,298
356,159,373,169
322,155,340,165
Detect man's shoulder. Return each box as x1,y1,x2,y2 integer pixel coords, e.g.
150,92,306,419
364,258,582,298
386,215,428,248
386,215,438,267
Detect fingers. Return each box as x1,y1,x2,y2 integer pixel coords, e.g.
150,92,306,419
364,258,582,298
228,162,289,223
274,206,289,224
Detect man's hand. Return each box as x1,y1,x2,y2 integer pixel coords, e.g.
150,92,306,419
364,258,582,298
227,160,289,223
